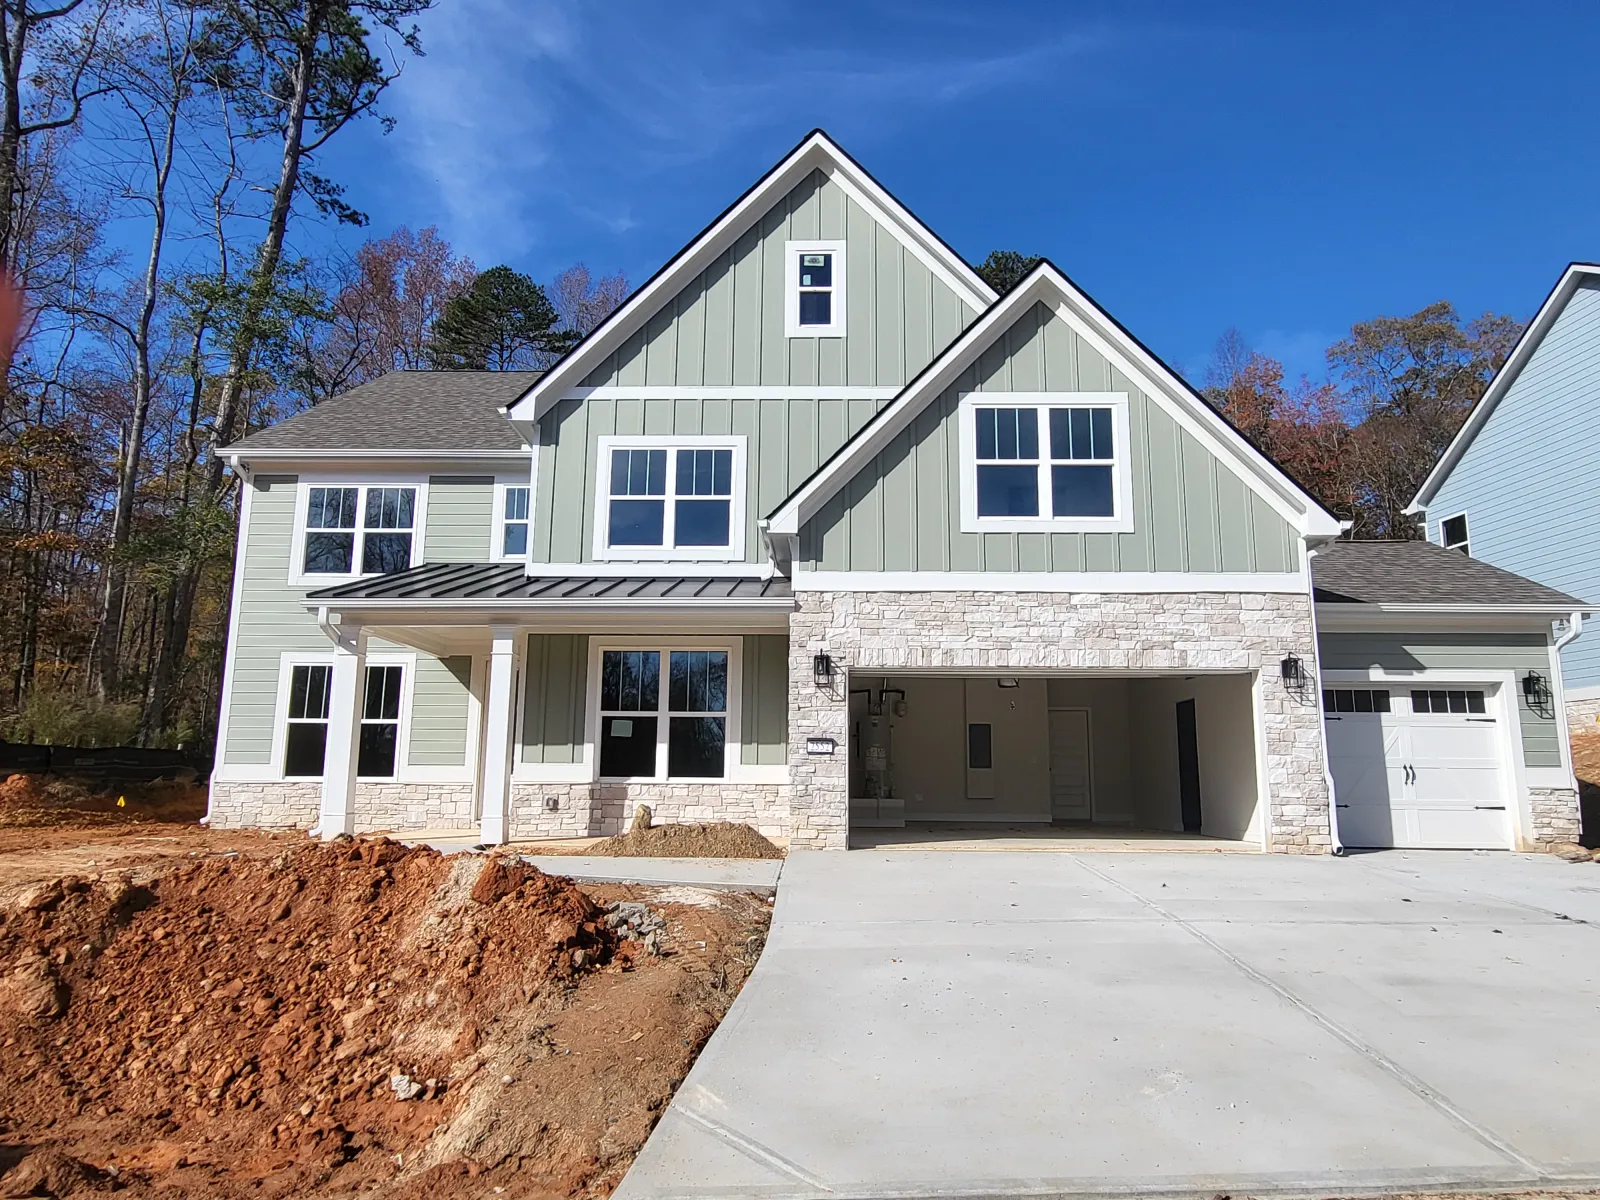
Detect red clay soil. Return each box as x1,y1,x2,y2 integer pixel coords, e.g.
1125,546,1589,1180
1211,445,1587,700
0,836,771,1198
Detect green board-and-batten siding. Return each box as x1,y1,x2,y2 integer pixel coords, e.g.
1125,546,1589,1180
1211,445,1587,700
534,395,891,565
408,655,473,767
425,476,495,561
741,634,788,765
579,169,977,391
797,302,1298,573
521,634,588,764
1317,631,1561,767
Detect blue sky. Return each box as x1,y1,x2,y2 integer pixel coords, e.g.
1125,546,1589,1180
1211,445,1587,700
320,0,1600,383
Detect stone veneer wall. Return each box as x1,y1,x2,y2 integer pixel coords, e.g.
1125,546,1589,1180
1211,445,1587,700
1565,695,1600,732
789,589,1332,852
508,782,791,841
207,781,475,831
1527,786,1581,846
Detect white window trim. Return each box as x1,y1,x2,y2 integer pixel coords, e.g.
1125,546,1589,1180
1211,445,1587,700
585,637,743,784
287,476,429,587
270,650,416,782
956,392,1134,534
592,435,747,563
492,478,533,563
784,239,846,338
1438,510,1470,555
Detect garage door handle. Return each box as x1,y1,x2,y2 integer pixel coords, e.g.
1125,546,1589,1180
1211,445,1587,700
1466,718,1495,723
1475,805,1506,810
1336,803,1350,808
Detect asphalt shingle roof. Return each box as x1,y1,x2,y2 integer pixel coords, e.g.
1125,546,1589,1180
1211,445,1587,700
224,371,537,453
1311,540,1585,608
305,562,793,604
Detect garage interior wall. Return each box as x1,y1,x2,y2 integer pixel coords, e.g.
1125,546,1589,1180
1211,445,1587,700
850,673,1258,838
1126,674,1262,842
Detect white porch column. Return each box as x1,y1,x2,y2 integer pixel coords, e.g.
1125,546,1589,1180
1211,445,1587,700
478,624,520,845
318,623,367,839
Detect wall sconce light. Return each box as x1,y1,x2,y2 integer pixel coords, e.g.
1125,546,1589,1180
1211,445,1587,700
1280,654,1306,693
1522,670,1550,707
813,652,835,688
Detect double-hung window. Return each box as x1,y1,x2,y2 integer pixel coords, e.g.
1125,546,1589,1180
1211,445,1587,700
358,664,404,778
299,484,418,578
959,393,1131,533
283,664,332,777
784,240,845,337
499,485,530,559
596,438,743,559
598,648,728,780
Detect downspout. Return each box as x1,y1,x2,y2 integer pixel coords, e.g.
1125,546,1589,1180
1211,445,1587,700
1555,611,1585,656
1304,535,1345,856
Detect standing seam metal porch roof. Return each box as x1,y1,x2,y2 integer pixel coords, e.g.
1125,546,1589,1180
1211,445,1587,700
304,561,793,603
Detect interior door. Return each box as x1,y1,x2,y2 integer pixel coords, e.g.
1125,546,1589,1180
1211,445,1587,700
1048,708,1092,820
1176,699,1202,833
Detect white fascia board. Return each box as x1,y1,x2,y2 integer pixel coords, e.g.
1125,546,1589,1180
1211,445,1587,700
1408,262,1600,513
768,262,1340,539
235,448,529,466
793,570,1308,594
504,130,997,424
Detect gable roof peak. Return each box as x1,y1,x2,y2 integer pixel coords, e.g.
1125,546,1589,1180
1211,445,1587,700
503,128,997,422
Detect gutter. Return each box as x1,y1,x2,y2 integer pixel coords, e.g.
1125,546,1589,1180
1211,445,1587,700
1555,610,1585,655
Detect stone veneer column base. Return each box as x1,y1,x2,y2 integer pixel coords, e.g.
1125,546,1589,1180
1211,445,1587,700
508,782,792,841
208,781,322,829
787,589,1333,854
1527,786,1581,846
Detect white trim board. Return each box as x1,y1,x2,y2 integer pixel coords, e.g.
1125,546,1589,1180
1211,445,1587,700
765,261,1342,541
791,571,1309,594
210,474,256,787
562,386,903,401
1411,262,1600,512
505,130,997,423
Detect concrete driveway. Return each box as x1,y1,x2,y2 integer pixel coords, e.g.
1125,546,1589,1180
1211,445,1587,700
615,849,1600,1199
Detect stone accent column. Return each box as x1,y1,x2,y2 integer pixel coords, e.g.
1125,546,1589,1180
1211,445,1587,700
1528,787,1582,846
478,624,521,845
787,616,850,849
318,624,367,839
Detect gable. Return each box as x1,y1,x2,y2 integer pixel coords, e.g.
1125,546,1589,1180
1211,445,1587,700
579,169,978,391
798,303,1298,574
768,261,1341,555
506,131,995,422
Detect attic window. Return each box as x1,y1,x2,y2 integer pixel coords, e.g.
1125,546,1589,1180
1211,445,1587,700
1441,513,1469,555
785,240,845,337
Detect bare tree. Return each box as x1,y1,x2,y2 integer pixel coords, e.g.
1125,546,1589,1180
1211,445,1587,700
550,262,627,339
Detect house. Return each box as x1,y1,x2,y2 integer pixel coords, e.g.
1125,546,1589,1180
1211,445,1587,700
1409,262,1600,733
208,131,1588,854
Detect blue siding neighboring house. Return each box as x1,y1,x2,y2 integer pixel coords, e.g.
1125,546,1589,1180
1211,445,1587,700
1411,265,1600,724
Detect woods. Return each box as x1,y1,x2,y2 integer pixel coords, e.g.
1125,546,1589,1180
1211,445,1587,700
0,0,625,752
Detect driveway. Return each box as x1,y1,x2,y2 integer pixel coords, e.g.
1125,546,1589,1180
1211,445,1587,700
616,849,1600,1199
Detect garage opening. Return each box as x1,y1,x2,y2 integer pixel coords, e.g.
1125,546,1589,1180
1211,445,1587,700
846,673,1263,849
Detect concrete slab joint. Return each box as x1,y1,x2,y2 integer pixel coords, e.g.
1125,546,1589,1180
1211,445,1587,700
787,589,1333,853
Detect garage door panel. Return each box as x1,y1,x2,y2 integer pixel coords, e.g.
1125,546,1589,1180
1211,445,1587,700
1325,696,1509,851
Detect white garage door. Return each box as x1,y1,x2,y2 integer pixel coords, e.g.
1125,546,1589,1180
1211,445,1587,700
1324,686,1510,850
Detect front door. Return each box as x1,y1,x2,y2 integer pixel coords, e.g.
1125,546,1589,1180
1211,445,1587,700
1176,699,1202,833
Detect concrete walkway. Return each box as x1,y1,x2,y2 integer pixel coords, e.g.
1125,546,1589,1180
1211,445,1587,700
616,849,1600,1199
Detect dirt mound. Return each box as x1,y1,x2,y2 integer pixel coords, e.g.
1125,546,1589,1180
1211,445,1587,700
589,821,783,859
0,773,206,830
1572,732,1600,849
0,839,622,1195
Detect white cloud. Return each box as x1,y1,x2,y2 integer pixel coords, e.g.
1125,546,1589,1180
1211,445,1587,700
385,1,1111,264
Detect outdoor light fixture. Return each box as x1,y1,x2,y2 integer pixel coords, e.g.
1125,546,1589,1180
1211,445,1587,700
813,652,835,688
1280,654,1306,693
1523,670,1550,707
997,677,1020,689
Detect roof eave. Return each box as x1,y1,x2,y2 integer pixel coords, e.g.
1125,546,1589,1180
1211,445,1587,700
1408,262,1600,512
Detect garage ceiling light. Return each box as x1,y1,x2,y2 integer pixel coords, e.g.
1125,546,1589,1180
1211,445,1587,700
997,677,1020,689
